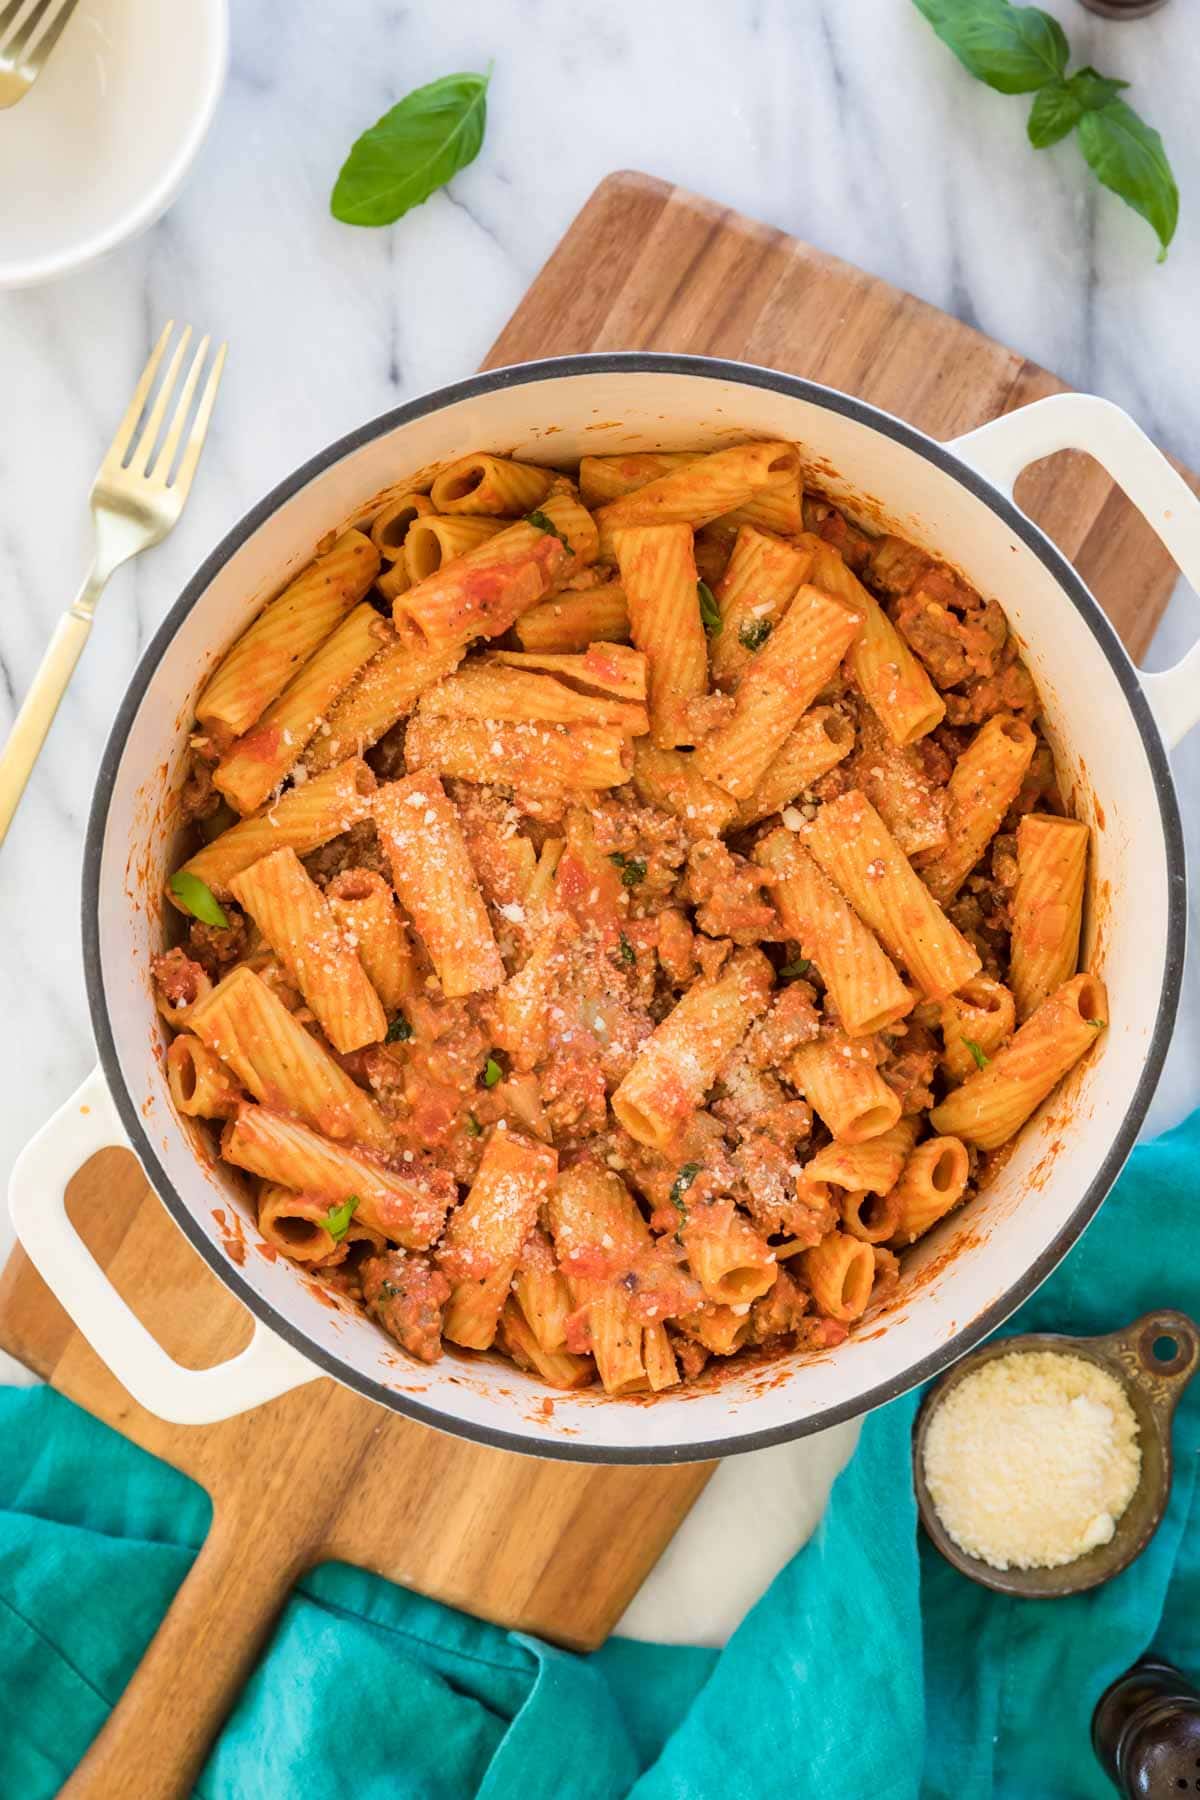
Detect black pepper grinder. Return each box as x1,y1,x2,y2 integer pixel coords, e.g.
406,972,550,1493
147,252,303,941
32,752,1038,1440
1093,1656,1200,1796
1077,0,1169,15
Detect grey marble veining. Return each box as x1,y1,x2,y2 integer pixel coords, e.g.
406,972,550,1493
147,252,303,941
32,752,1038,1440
0,0,1196,1642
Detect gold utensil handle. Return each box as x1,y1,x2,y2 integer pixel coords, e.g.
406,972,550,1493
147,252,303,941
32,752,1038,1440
0,578,103,846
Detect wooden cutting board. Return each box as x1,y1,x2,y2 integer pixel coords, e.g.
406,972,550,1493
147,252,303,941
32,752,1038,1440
485,171,1196,658
3,171,1192,1800
0,1151,715,1800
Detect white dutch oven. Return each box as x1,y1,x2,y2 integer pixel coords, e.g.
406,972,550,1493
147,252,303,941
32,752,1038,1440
10,357,1200,1462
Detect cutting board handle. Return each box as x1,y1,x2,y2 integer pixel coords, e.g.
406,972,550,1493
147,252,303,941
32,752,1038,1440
950,392,1200,749
61,1503,307,1800
8,1067,319,1422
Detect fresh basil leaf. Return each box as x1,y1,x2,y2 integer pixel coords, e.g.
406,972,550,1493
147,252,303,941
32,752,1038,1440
697,580,723,636
669,1162,703,1210
1027,81,1083,149
779,957,811,980
913,0,1068,95
465,1113,482,1137
609,850,646,886
324,1195,359,1242
617,933,636,968
169,870,229,929
386,1013,413,1043
526,509,572,552
483,1055,503,1087
1077,98,1179,261
331,71,490,228
963,1037,990,1071
1029,67,1130,150
738,617,773,652
1069,67,1130,112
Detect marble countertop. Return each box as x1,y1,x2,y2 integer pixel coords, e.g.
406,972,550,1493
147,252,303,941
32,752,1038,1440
1,0,1197,1647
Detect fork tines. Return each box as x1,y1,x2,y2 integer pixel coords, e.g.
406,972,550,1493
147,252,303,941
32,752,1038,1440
0,0,77,71
109,322,229,499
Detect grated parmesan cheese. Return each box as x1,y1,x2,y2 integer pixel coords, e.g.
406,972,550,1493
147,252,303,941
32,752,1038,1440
922,1350,1141,1571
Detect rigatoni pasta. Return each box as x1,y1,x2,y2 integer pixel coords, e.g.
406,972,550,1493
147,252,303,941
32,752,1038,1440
196,530,380,743
166,1034,242,1120
612,948,773,1150
155,433,1104,1389
734,707,854,827
398,493,597,649
1010,813,1089,1020
930,974,1108,1150
223,1104,453,1248
708,526,813,685
513,581,630,652
374,770,505,999
188,964,391,1149
594,441,800,556
754,828,912,1037
803,790,981,1000
439,1129,558,1349
303,632,463,773
613,523,708,748
406,715,634,794
369,492,434,562
787,1034,903,1145
173,758,375,901
890,1137,971,1246
915,714,1037,904
430,453,555,517
404,515,506,582
807,540,945,746
939,976,1016,1086
213,604,392,815
229,849,388,1054
694,584,861,798
326,870,415,1013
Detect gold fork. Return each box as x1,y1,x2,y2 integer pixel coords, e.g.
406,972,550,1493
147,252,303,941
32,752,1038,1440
0,0,79,108
0,323,227,846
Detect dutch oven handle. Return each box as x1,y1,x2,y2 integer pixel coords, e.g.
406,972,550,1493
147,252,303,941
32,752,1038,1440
950,392,1200,749
8,1066,319,1422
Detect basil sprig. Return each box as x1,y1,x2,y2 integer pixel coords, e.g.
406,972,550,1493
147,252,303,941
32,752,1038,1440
697,581,722,636
608,852,647,888
526,509,572,552
963,1037,990,1072
913,0,1178,259
738,618,772,652
169,870,228,929
332,71,490,227
324,1195,359,1242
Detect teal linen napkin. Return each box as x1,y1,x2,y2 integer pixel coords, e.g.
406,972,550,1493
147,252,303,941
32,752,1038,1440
1,1112,1196,1800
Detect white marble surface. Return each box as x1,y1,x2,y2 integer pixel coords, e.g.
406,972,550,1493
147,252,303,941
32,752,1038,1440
1,0,1198,1647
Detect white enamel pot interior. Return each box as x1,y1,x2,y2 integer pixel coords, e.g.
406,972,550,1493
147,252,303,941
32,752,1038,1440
13,355,1197,1459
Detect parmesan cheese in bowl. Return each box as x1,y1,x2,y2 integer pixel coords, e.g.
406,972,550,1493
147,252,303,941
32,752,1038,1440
921,1351,1140,1571
912,1311,1198,1598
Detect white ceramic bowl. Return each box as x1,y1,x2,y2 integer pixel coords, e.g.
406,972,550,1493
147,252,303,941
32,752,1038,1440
10,357,1200,1461
0,0,227,288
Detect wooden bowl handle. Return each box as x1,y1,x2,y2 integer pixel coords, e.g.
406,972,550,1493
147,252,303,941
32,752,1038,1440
60,1503,306,1800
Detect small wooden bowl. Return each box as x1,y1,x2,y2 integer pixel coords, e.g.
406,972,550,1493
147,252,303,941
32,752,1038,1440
912,1309,1199,1597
